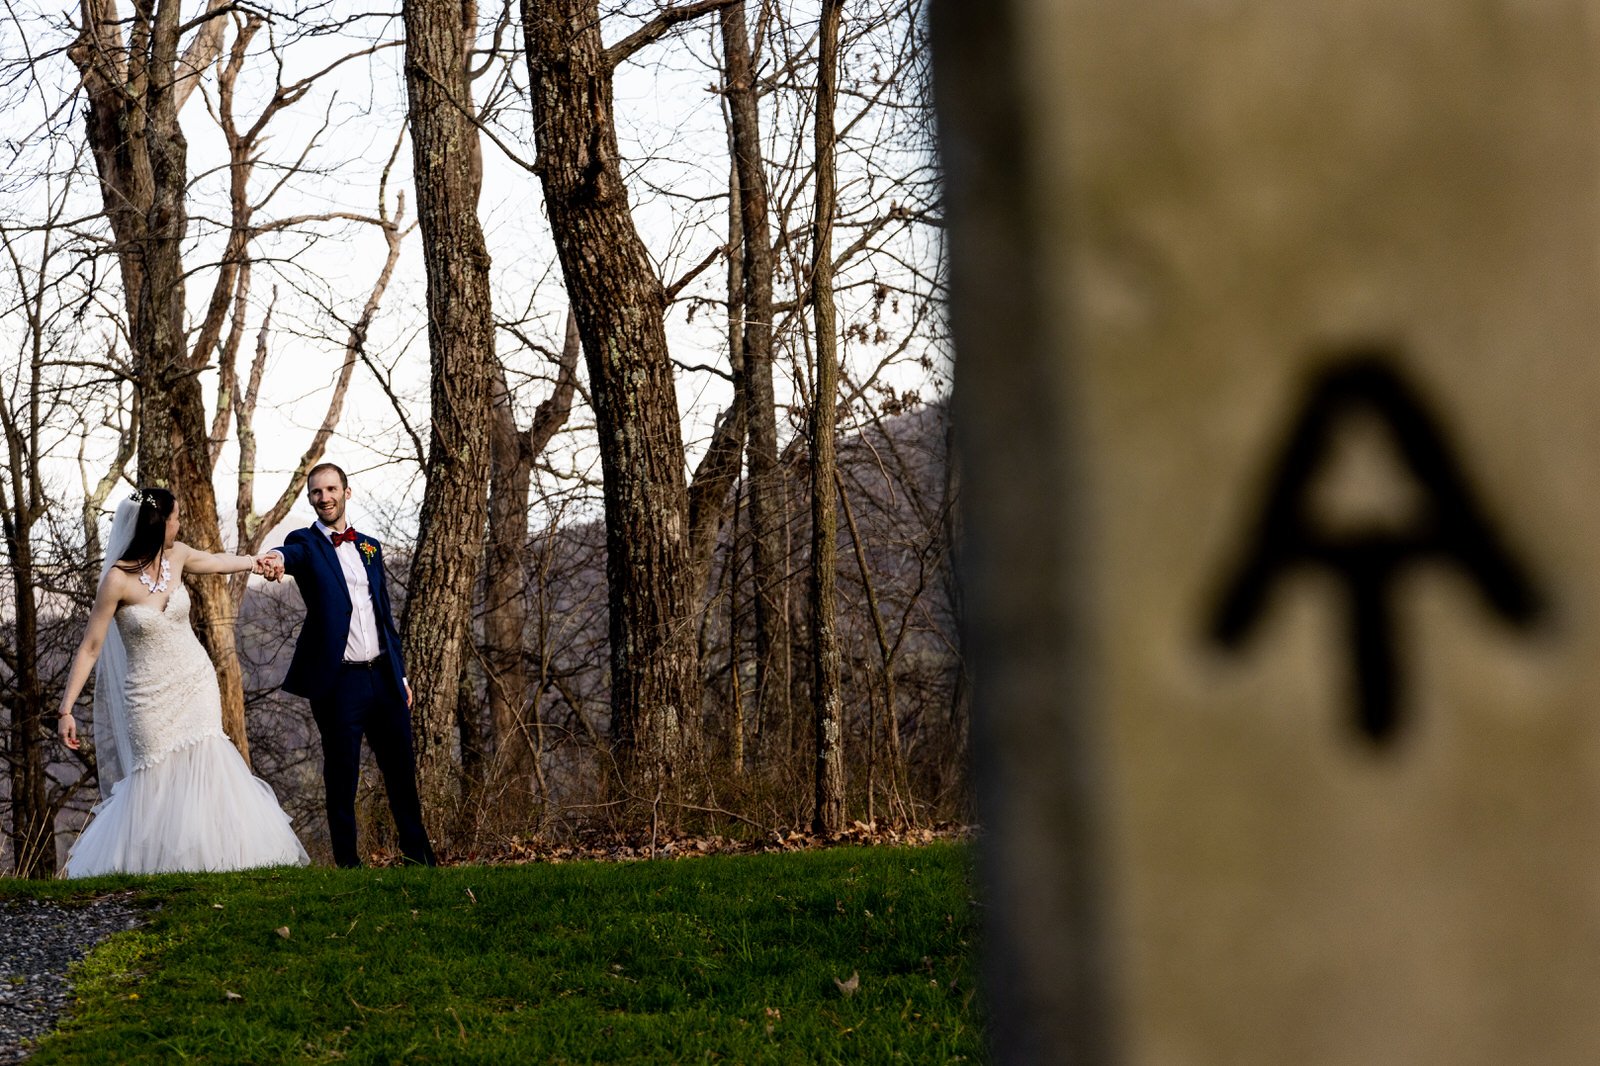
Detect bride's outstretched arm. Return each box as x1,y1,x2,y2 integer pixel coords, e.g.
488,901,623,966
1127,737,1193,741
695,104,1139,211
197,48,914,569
170,541,272,576
56,571,126,750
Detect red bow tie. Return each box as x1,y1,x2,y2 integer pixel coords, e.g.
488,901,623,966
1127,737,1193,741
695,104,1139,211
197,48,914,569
329,527,358,546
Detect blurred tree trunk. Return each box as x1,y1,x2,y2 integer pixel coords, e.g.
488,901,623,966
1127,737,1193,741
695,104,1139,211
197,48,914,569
521,0,720,804
486,311,579,788
721,0,791,761
70,0,251,763
400,0,497,820
810,0,846,835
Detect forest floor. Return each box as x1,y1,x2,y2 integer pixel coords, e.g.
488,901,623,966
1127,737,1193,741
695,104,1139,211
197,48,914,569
9,842,979,1064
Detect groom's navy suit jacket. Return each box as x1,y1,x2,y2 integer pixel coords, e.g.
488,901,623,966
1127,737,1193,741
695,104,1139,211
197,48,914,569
275,526,407,702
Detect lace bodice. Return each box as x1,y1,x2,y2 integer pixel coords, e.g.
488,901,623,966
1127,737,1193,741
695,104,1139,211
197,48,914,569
113,583,228,771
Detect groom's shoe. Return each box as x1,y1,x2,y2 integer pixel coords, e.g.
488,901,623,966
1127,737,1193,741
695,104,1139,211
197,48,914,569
400,843,438,867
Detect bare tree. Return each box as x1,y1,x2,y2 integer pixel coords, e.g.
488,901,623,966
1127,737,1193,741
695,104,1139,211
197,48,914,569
520,0,741,806
70,0,249,754
0,183,92,877
196,16,414,625
721,0,791,759
809,0,846,833
485,310,578,790
397,0,500,824
837,467,910,823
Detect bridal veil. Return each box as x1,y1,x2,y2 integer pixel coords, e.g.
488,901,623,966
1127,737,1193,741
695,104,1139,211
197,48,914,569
92,497,138,792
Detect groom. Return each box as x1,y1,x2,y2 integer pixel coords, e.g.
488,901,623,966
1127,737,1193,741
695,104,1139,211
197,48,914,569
262,463,436,867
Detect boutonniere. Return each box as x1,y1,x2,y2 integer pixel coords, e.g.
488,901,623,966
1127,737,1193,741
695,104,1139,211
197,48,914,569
358,541,378,566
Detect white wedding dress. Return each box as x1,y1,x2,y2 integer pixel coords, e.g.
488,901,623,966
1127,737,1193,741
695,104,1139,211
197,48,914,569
63,582,309,877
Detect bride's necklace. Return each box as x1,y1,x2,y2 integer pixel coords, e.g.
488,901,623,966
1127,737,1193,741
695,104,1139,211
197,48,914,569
138,556,171,595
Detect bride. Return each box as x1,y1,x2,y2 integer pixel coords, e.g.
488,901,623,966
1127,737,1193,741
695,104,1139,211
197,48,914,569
55,488,309,876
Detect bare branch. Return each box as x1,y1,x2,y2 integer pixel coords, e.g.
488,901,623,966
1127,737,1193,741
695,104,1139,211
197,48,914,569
359,347,428,472
173,0,233,112
403,50,538,173
526,309,581,459
604,0,741,69
664,243,726,301
248,211,386,236
241,207,410,555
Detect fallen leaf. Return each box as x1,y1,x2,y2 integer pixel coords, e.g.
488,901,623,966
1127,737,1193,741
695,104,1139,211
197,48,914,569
275,926,291,939
833,971,860,997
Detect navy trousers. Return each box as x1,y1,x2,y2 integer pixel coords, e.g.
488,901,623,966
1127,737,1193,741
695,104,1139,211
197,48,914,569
310,661,435,867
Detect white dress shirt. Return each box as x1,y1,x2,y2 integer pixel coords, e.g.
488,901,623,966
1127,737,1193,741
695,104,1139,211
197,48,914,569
316,520,382,663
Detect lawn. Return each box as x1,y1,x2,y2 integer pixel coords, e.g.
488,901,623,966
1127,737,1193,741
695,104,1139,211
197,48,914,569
13,842,979,1064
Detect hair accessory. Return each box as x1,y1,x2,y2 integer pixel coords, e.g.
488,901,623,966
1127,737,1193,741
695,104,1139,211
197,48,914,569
129,489,148,506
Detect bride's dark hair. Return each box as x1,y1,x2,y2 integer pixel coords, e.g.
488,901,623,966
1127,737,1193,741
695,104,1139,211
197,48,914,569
114,488,177,575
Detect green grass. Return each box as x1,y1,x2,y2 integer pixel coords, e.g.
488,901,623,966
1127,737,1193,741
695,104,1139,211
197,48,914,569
11,843,979,1064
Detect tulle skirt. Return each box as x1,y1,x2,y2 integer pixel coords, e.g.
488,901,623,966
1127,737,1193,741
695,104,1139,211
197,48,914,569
64,735,310,877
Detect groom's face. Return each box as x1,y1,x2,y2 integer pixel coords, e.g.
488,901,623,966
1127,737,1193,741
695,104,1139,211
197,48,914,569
307,470,351,528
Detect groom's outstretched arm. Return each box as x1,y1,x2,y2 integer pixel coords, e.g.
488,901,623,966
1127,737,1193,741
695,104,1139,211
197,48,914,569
263,530,313,580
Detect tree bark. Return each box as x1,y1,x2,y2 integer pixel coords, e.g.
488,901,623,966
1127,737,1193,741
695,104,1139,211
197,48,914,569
400,0,498,820
486,311,578,787
522,0,704,802
810,0,846,836
70,0,251,764
721,0,790,761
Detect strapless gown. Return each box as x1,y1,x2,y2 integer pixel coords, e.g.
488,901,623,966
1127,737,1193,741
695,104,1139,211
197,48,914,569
63,584,309,876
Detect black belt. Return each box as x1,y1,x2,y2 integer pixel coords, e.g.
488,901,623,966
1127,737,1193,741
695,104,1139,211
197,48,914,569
341,654,388,670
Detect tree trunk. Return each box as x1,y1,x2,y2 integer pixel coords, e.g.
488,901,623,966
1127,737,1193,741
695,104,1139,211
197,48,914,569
485,368,532,788
70,0,250,764
721,0,790,763
810,0,846,836
400,0,498,821
522,0,704,803
486,311,578,788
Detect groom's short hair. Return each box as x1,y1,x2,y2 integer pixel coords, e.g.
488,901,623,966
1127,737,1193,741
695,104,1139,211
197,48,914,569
308,462,348,489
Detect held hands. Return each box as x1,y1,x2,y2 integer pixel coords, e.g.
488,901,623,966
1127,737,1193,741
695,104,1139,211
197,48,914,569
253,554,285,582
